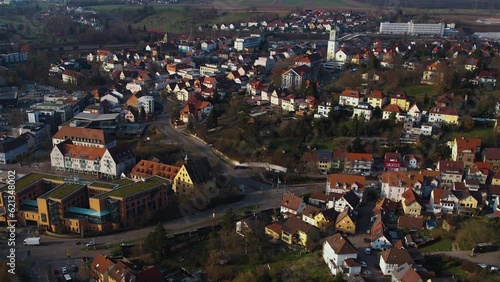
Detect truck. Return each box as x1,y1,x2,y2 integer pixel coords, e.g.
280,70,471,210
23,237,41,246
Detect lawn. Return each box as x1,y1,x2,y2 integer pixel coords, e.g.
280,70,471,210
450,126,497,147
403,84,439,102
421,239,453,252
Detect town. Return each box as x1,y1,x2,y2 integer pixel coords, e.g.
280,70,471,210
0,1,499,282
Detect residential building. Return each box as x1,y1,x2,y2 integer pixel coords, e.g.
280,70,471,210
50,141,136,178
326,173,366,201
367,90,386,109
428,106,459,124
391,263,423,282
130,160,180,181
334,190,360,212
465,58,479,72
402,154,423,170
172,157,216,203
421,61,444,85
281,216,319,250
483,147,500,168
265,222,282,239
450,137,481,167
335,208,356,235
16,123,51,148
371,221,393,250
323,233,360,277
471,70,497,88
137,95,155,114
0,135,28,164
317,99,333,118
383,104,404,122
344,153,373,175
281,65,314,90
401,189,421,216
314,208,339,232
385,152,402,172
390,91,410,111
179,97,213,122
430,189,458,215
339,89,362,107
407,103,423,125
380,171,439,201
281,193,307,217
317,150,334,172
302,205,321,226
90,253,164,282
352,102,373,120
438,160,465,186
398,215,424,232
379,249,414,276
62,70,81,84
295,52,323,68
52,126,117,149
379,21,445,36
466,162,491,184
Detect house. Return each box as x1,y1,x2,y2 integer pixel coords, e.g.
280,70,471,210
265,222,282,240
62,70,81,84
179,97,214,123
326,173,366,201
438,160,465,187
281,65,314,90
334,190,360,212
397,215,424,231
385,152,402,172
373,198,398,217
302,205,321,226
401,189,421,216
421,61,443,85
323,233,360,277
428,106,459,125
317,150,334,172
281,216,319,250
130,160,180,181
339,89,362,107
172,157,216,201
344,153,373,175
450,137,481,167
482,147,500,168
471,70,497,88
402,154,423,170
466,162,491,184
391,263,423,282
315,208,339,232
317,99,333,118
407,103,423,125
371,221,393,250
492,170,500,185
379,248,414,276
390,91,410,111
294,52,323,68
367,90,386,109
383,104,404,122
430,189,459,214
335,208,356,235
465,58,479,71
352,102,373,120
332,149,347,170
281,193,306,217
380,171,437,202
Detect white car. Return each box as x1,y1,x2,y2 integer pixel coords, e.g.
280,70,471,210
360,261,367,267
364,248,372,255
61,267,68,274
363,270,373,276
86,242,96,247
478,263,488,269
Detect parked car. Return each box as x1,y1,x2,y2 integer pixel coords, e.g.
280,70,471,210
360,261,367,267
86,241,96,247
61,267,68,274
363,270,373,276
364,248,372,255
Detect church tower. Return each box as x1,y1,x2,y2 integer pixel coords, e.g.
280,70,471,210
327,27,339,61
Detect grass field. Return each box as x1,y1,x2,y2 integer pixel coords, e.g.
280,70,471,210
421,239,453,252
403,84,439,102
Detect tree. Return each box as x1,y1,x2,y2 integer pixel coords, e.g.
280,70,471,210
222,208,235,230
79,265,93,280
206,110,218,129
460,115,475,132
143,223,170,262
139,106,146,121
455,219,497,247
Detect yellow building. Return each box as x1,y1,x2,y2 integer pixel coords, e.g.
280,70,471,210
458,192,478,210
401,189,421,216
335,208,356,235
264,222,282,240
314,208,338,232
390,91,410,111
281,216,320,250
172,157,216,199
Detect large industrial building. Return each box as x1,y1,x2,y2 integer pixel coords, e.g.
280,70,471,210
379,21,445,36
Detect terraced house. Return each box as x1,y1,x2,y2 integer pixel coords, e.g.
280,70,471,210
0,173,171,234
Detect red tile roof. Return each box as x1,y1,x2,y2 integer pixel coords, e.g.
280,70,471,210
281,193,304,211
325,233,358,255
131,160,180,180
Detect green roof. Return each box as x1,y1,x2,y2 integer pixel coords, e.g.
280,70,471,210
112,178,135,187
41,183,83,200
88,181,116,189
0,173,66,193
97,176,170,199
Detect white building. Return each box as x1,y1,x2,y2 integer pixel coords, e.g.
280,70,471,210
352,102,373,120
52,126,116,149
326,27,339,61
379,249,414,276
254,56,276,72
323,233,360,277
234,35,261,51
138,95,155,114
379,21,445,36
